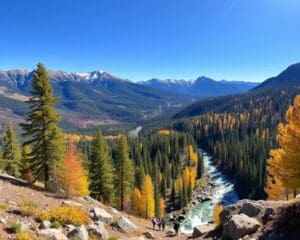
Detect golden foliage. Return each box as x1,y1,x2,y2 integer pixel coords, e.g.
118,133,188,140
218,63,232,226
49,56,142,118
59,142,89,197
65,133,92,142
266,95,300,199
158,198,165,218
183,168,190,190
175,176,183,194
212,203,223,225
188,145,198,165
132,188,142,215
158,129,174,135
140,175,155,219
20,200,38,217
189,168,197,190
16,231,38,240
39,205,90,225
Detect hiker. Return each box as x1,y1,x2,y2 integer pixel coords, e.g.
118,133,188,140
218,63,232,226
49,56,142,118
161,217,166,231
174,220,180,236
151,217,156,230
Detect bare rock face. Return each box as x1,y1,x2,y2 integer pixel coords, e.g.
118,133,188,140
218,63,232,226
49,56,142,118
117,216,137,233
40,220,52,229
90,207,113,225
239,201,262,217
87,221,109,239
38,228,68,240
223,214,260,240
192,224,217,238
165,228,176,237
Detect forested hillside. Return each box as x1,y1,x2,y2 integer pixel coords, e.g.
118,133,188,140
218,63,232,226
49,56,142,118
171,64,300,199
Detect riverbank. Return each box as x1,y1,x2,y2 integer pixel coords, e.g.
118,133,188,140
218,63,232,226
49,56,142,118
179,150,239,234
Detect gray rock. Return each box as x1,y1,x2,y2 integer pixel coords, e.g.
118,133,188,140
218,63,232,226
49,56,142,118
142,231,155,239
61,200,83,207
90,207,113,225
192,224,217,238
67,225,89,240
220,204,239,224
117,216,137,233
38,229,68,240
87,221,109,239
40,220,52,229
239,202,261,217
223,214,260,240
18,221,29,232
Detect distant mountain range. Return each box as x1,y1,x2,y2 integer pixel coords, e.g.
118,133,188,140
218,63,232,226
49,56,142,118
0,68,260,128
174,62,300,119
140,76,259,97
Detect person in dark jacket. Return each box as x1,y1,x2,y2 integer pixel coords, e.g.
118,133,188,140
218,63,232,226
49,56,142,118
174,220,180,236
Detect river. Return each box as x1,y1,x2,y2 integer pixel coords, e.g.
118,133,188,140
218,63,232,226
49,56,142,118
180,150,240,234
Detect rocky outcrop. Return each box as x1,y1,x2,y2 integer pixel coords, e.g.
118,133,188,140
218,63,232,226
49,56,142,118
142,231,155,239
87,221,109,239
67,225,89,240
223,214,260,240
90,207,113,225
117,216,137,233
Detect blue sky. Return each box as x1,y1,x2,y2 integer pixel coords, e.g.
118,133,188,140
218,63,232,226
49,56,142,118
0,0,300,82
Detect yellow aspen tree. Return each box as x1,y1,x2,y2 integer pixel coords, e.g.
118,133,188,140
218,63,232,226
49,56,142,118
175,175,183,194
189,168,197,190
265,95,300,199
183,168,190,190
132,188,142,215
140,175,155,219
188,145,198,165
158,198,165,218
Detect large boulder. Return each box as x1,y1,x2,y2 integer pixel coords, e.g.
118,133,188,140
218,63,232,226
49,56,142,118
38,229,68,240
61,200,83,208
239,202,262,217
192,224,217,238
90,207,113,225
223,214,260,240
87,221,109,239
117,216,137,233
67,225,89,240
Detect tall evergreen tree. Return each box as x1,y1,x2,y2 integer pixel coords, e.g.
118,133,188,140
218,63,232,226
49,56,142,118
21,63,65,192
2,123,21,177
114,136,135,210
89,131,114,203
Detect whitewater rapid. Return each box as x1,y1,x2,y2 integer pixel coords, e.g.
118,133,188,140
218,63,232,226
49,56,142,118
180,150,240,234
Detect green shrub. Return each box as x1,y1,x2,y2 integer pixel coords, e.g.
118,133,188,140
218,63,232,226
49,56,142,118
21,200,38,216
51,220,62,229
0,202,9,211
10,221,22,233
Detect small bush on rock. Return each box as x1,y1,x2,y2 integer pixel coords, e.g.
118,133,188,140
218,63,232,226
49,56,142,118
213,203,224,225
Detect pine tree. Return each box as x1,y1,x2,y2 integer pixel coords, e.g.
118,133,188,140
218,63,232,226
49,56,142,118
160,175,167,199
170,180,176,205
140,175,155,219
59,141,89,198
2,123,21,177
197,152,204,179
21,63,65,192
89,131,114,203
20,144,33,182
114,136,135,210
